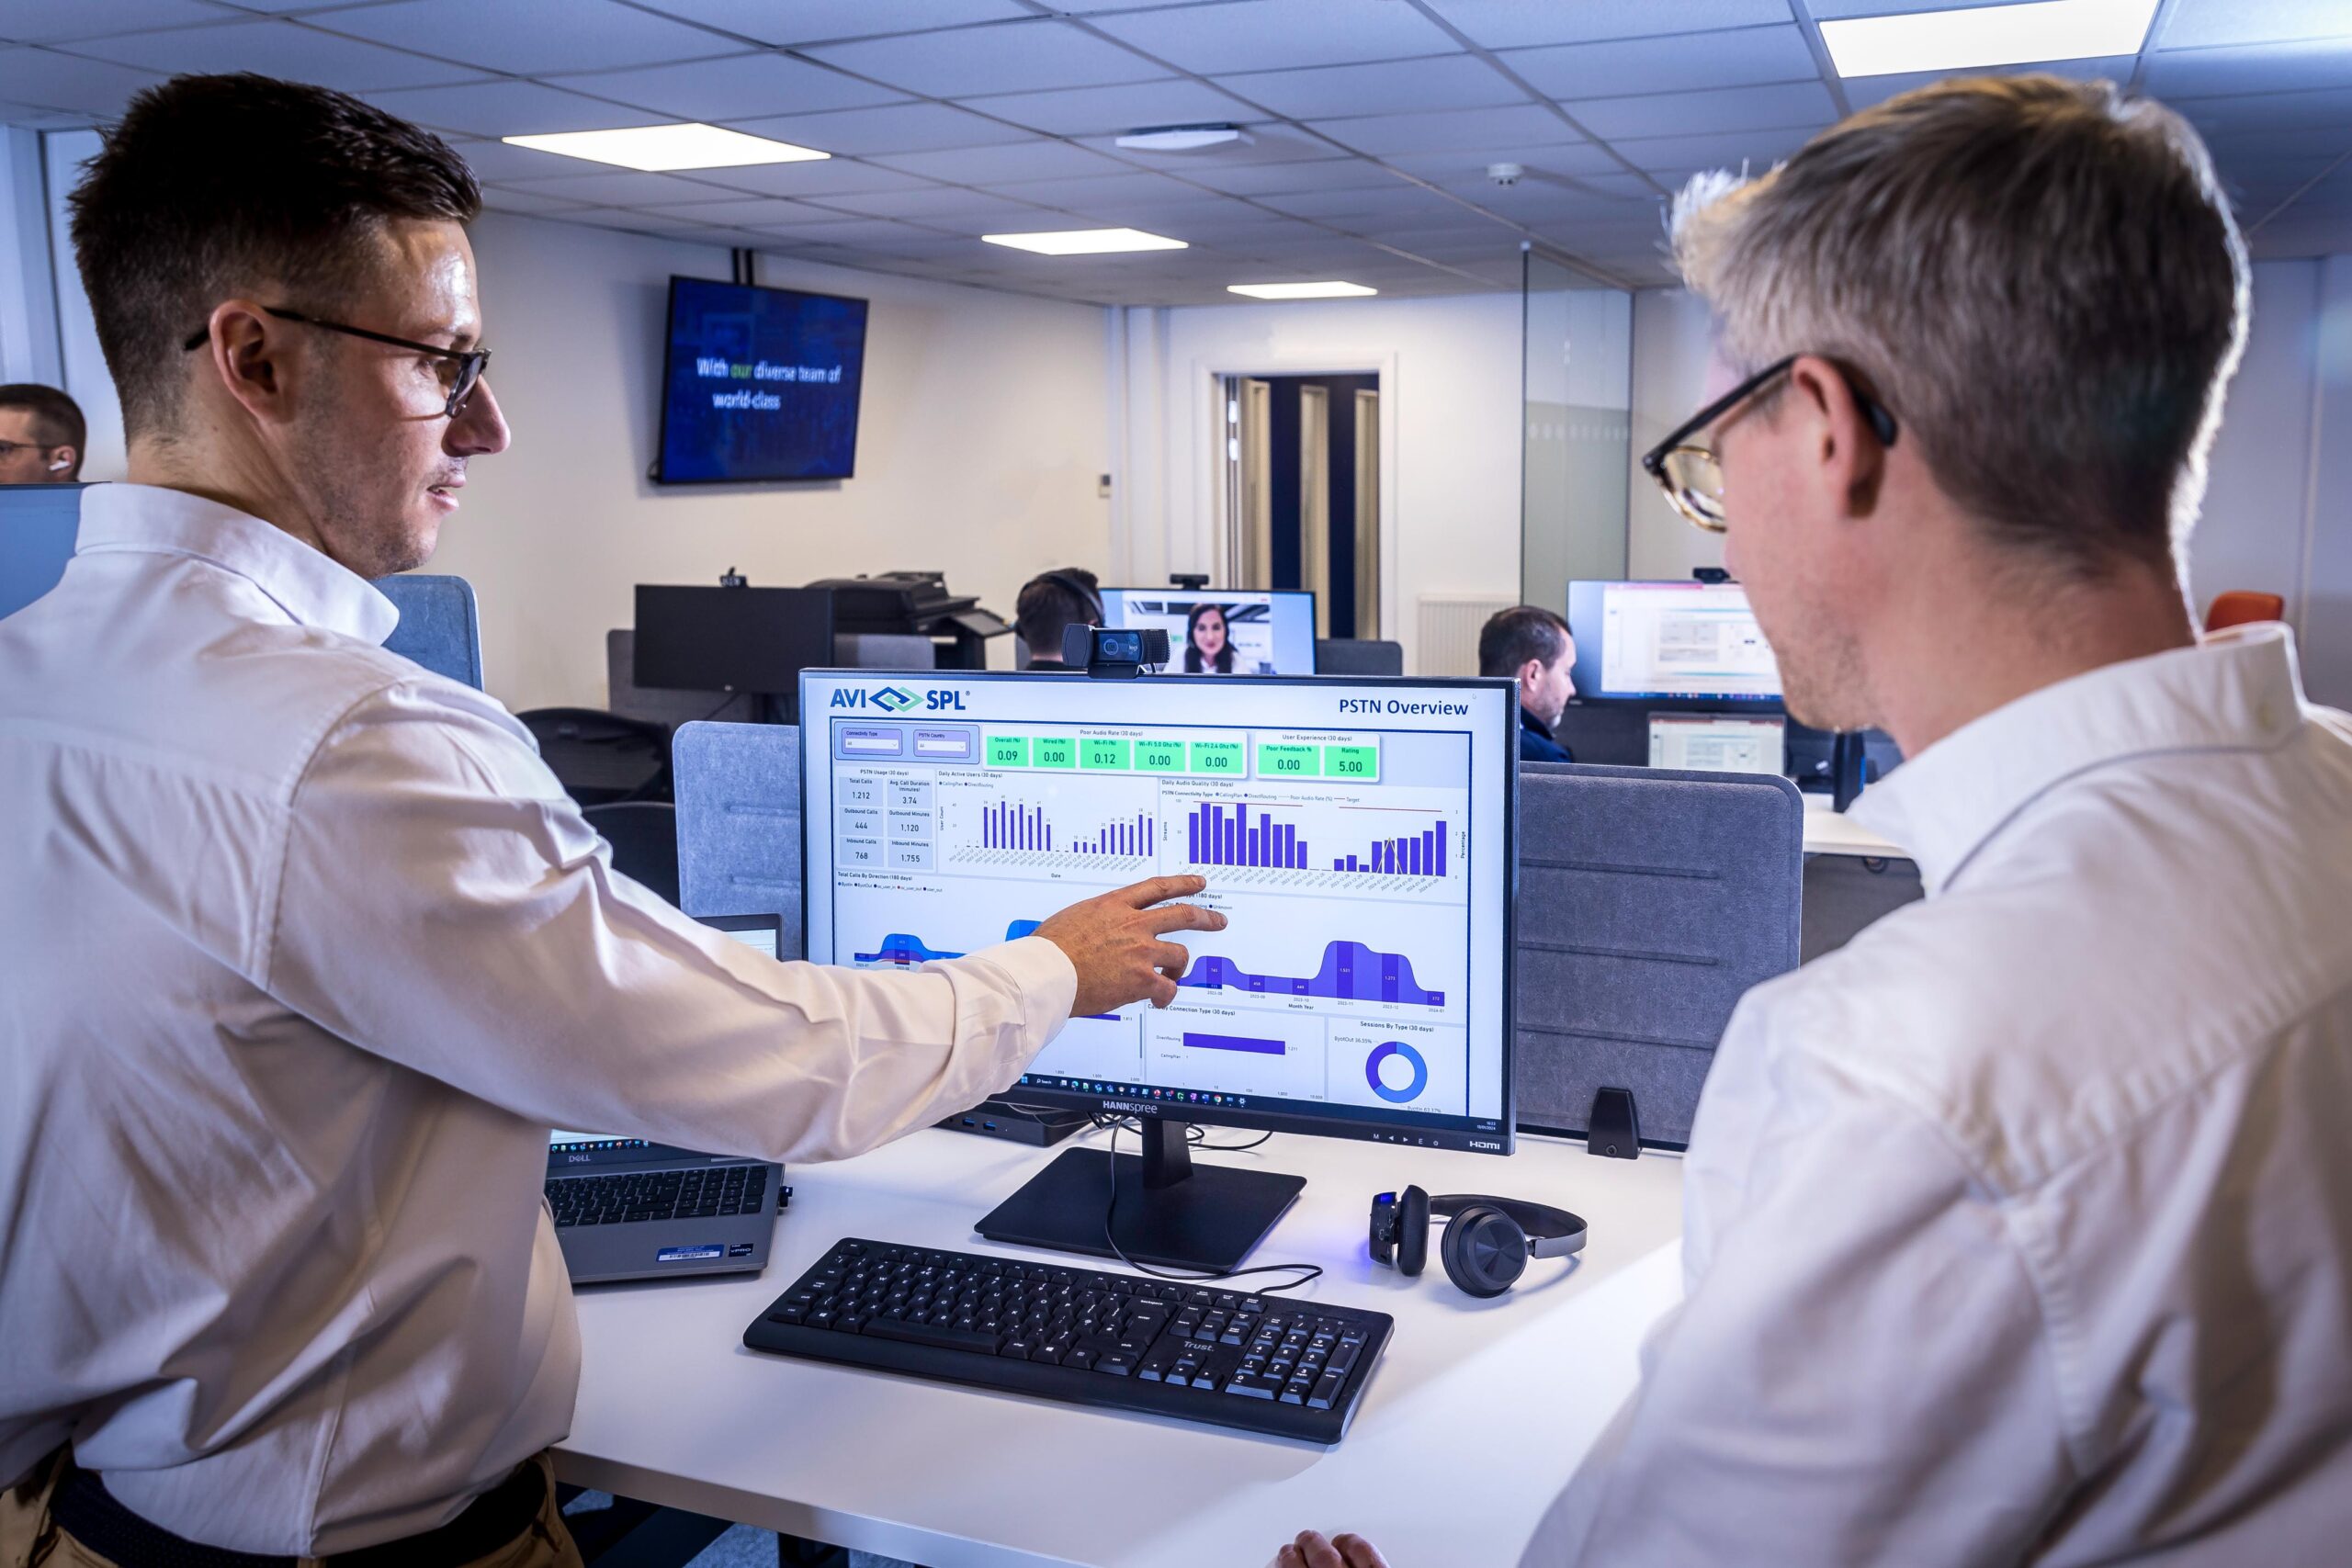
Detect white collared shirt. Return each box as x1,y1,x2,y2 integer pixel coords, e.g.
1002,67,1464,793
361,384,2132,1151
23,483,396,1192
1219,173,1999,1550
0,484,1076,1554
1526,626,2352,1566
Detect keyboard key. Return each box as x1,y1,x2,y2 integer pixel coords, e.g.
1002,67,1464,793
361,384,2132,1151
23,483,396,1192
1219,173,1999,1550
1224,1374,1279,1399
1308,1372,1346,1410
864,1318,1001,1354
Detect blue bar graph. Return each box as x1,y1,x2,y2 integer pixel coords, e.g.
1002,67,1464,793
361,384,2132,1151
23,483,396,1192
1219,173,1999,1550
1183,801,1309,870
1328,818,1449,878
979,801,1150,858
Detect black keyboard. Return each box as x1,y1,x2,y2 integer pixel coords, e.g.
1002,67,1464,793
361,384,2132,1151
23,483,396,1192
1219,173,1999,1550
742,1238,1392,1443
546,1164,766,1229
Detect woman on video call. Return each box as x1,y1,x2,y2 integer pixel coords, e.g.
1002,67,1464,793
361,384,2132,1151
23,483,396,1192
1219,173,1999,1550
1184,603,1237,674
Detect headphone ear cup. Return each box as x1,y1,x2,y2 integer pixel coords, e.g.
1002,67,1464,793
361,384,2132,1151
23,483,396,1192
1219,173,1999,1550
1440,1204,1528,1299
1396,1185,1430,1277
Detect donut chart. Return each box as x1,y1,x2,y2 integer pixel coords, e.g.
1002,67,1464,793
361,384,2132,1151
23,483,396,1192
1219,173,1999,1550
1364,1041,1429,1104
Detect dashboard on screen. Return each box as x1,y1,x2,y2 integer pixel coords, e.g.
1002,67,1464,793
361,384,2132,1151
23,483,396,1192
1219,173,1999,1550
1097,589,1318,675
1568,580,1781,704
656,276,869,484
798,671,1515,1152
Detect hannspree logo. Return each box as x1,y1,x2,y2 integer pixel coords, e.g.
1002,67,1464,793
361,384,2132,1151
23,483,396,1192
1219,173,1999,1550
830,685,967,712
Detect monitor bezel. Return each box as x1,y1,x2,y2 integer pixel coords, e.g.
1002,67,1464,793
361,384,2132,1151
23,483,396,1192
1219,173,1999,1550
1566,578,1784,708
797,668,1517,1156
1093,586,1323,677
652,274,872,487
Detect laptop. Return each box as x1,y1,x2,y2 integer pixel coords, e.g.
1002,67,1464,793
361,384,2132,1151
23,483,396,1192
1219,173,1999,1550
543,913,787,1284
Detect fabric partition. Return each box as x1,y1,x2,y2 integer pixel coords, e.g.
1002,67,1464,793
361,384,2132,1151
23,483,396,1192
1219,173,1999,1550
673,720,803,958
374,573,484,690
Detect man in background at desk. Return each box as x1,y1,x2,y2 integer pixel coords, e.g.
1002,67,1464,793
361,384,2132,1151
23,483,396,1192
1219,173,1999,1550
1015,566,1099,671
0,383,84,483
0,73,1220,1568
1480,604,1576,763
1283,73,2352,1568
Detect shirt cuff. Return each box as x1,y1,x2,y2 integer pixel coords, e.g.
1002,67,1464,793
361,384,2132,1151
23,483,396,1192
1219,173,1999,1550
983,934,1080,1052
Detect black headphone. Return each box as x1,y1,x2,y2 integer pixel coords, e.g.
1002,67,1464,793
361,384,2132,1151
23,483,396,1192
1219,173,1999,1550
1367,1185,1586,1299
1035,570,1103,628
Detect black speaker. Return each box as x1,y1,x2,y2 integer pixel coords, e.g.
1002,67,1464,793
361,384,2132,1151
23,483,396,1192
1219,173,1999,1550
1587,1086,1640,1159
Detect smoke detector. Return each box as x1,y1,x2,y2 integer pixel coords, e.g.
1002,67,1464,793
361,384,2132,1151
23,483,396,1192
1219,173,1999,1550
1115,124,1255,152
1487,162,1524,186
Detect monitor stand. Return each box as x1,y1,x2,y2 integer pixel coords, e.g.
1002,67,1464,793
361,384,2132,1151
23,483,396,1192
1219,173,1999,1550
974,1118,1305,1273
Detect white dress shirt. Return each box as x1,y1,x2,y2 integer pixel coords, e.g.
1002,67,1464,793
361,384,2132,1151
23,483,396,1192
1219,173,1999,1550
0,484,1076,1554
1526,625,2352,1566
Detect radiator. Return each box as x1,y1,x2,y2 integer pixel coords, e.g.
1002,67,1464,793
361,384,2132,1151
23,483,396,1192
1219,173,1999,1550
1415,593,1515,677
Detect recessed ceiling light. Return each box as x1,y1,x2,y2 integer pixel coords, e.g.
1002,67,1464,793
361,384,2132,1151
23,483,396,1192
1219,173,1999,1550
501,123,829,172
1227,281,1379,299
1819,0,2157,78
1115,125,1255,152
981,228,1188,255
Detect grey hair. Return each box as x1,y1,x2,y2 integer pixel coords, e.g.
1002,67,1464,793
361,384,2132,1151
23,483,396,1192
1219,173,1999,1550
1670,74,2249,577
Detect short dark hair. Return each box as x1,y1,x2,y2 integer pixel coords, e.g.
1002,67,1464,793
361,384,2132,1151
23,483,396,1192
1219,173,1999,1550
1478,605,1571,680
69,73,481,438
0,384,85,474
1016,570,1102,660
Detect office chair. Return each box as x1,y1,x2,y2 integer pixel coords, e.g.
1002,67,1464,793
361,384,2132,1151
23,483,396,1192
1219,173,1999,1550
581,801,681,906
2205,591,2285,632
516,707,671,807
374,574,484,690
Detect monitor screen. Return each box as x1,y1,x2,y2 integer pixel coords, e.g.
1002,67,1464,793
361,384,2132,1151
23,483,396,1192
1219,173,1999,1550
656,276,870,484
799,671,1516,1153
634,585,835,716
1098,589,1318,675
1568,580,1781,704
1648,714,1786,775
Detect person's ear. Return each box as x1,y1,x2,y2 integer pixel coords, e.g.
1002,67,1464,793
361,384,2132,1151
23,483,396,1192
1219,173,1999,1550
1787,353,1886,518
1517,658,1544,690
198,300,302,427
47,447,74,473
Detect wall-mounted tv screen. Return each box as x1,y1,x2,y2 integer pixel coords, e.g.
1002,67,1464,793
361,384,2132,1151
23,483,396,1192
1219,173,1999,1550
656,276,869,484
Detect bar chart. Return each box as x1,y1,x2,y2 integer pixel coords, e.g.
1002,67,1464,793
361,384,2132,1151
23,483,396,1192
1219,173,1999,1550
978,800,1154,858
1177,798,1454,884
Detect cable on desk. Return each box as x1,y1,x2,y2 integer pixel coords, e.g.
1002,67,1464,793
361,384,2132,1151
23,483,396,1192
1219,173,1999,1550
1097,1116,1321,1295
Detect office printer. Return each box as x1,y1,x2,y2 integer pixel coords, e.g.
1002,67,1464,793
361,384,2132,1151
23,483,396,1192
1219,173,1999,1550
802,570,1010,670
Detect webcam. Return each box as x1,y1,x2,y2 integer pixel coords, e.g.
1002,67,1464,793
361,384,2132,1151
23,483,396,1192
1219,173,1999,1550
1061,625,1170,679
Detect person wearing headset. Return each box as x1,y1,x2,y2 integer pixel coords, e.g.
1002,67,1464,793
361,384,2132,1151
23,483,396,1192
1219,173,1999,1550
1015,567,1100,671
1184,602,1237,674
0,384,85,483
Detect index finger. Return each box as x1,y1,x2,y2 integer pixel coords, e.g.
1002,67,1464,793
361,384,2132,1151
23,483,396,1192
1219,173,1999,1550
1116,874,1208,908
1142,900,1227,934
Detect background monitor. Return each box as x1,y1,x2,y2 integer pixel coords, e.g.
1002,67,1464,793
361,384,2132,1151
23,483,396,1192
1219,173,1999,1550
1648,714,1786,774
1098,588,1318,675
1567,580,1781,705
634,585,834,720
0,482,84,622
655,276,870,484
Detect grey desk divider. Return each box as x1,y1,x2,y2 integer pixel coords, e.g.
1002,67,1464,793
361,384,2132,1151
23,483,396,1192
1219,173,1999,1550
1515,761,1804,1149
373,573,483,690
1314,637,1404,677
673,720,803,958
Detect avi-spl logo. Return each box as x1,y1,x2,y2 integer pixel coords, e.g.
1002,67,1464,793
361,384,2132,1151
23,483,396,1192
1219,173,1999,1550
829,685,969,713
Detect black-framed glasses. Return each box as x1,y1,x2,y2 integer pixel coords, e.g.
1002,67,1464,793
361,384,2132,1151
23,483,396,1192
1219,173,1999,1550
1639,353,1898,533
181,306,491,419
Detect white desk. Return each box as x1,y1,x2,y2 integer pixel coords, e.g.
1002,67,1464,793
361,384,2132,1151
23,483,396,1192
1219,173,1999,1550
558,1123,1685,1567
1801,795,1908,859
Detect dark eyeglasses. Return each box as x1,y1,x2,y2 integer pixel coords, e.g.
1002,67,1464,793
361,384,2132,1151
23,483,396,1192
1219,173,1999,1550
1639,353,1899,533
182,306,491,419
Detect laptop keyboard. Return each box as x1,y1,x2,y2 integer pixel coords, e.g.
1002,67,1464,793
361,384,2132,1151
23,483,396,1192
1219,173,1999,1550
546,1164,767,1228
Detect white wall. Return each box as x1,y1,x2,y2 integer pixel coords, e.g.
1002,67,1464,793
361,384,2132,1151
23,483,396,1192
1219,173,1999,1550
1625,288,1723,582
40,129,125,481
1116,291,1523,675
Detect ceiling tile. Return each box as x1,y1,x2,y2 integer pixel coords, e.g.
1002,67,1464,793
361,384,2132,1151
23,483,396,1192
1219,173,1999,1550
1173,156,1393,195
1258,183,1469,220
559,52,909,121
1840,56,2133,111
0,0,226,42
813,186,1058,222
1505,26,1820,100
0,47,161,116
1087,0,1464,73
1566,80,1837,141
969,171,1217,208
1419,0,1794,50
1610,125,1822,174
633,196,867,227
314,0,733,75
625,0,1030,46
722,102,1035,154
741,215,964,246
444,137,622,183
956,78,1258,137
2179,88,2352,138
806,17,1170,97
2161,0,2352,50
1379,141,1636,182
62,19,490,91
868,139,1130,184
1213,53,1529,119
364,79,657,138
1071,121,1342,167
1803,0,2033,15
487,169,752,206
1308,104,1584,155
687,157,943,197
478,185,602,216
2145,39,2352,100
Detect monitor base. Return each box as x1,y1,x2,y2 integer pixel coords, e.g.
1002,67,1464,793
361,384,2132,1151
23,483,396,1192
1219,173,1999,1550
976,1124,1304,1273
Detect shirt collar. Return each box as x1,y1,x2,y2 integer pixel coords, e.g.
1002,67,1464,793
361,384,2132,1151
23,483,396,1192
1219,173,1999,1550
1849,624,2311,896
1521,706,1556,740
74,482,398,646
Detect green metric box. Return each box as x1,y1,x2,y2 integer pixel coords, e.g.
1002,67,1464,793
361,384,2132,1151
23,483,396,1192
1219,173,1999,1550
1033,735,1077,769
1134,739,1186,773
1188,739,1246,776
1324,744,1380,781
1257,742,1320,778
1080,737,1132,771
985,735,1030,768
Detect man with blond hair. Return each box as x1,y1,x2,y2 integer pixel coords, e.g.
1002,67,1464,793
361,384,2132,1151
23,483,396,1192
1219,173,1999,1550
1277,73,2352,1568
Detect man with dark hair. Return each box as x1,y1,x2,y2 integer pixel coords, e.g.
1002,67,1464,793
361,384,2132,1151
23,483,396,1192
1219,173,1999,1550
1477,604,1576,763
0,384,85,482
0,74,1217,1566
1017,566,1101,671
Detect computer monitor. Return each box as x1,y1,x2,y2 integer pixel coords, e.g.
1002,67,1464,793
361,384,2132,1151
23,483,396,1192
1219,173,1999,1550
799,668,1517,1270
634,585,834,721
1567,580,1781,705
0,482,84,622
1648,714,1786,775
1097,588,1318,675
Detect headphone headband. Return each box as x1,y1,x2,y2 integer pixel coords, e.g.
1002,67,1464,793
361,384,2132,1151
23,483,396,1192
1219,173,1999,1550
1427,1193,1586,1258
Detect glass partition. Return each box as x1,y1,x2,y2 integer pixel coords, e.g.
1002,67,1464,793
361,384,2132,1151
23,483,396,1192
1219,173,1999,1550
1521,246,1632,616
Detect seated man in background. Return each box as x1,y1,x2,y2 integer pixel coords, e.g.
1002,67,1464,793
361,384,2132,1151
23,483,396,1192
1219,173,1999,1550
0,73,1219,1566
1478,604,1576,763
0,382,85,482
1281,73,2352,1568
1015,566,1100,671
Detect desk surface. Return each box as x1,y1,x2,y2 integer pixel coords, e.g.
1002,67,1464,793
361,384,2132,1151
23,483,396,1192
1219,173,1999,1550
558,1122,1685,1568
1801,795,1907,859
